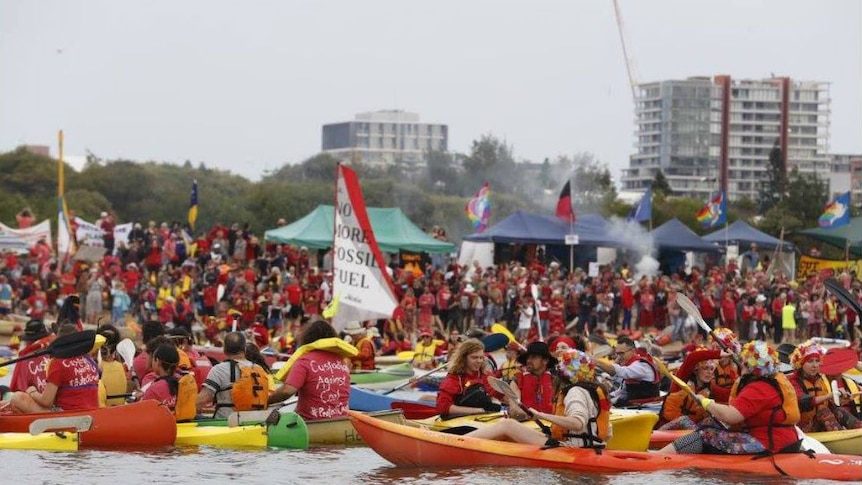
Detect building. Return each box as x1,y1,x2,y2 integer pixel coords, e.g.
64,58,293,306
830,153,862,207
621,76,831,201
321,110,448,166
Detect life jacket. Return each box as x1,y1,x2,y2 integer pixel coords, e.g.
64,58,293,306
99,360,128,407
216,360,270,412
516,371,554,414
730,372,800,452
714,360,739,389
351,337,376,371
837,376,862,418
498,359,520,382
414,341,439,365
550,383,611,448
658,383,709,425
160,372,199,422
622,349,660,401
794,373,832,426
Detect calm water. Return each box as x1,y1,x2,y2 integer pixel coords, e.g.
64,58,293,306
1,446,847,485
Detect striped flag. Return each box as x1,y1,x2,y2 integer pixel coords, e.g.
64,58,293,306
818,191,851,228
465,182,491,233
695,191,727,228
555,180,575,224
188,180,198,231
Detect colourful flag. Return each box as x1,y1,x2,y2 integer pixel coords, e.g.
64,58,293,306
818,191,851,228
465,182,491,233
188,180,198,231
628,185,652,223
555,180,575,223
695,191,727,228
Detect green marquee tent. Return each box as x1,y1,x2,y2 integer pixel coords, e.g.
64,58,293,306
799,216,862,256
264,205,455,254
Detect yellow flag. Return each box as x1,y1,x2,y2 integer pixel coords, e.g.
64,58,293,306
322,293,341,319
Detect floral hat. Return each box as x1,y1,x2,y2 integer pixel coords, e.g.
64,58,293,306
790,341,825,369
740,340,779,377
710,328,742,353
556,349,595,384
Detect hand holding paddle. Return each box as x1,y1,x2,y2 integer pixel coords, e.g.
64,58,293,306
675,294,741,368
530,284,544,342
487,376,552,435
383,361,448,395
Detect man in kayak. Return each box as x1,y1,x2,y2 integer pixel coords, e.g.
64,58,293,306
197,331,269,418
268,319,350,421
344,321,375,370
9,325,100,413
659,340,801,455
465,349,612,449
507,341,556,419
595,336,660,406
435,338,506,418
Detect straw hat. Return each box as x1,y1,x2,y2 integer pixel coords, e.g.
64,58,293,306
343,321,366,335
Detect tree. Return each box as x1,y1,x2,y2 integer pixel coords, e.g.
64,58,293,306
652,169,673,196
423,150,458,194
568,153,617,215
758,140,788,212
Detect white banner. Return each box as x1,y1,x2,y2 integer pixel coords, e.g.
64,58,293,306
74,218,105,248
0,220,52,254
113,222,133,250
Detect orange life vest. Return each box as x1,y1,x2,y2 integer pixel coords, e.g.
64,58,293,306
160,372,199,422
714,360,739,389
550,383,610,447
220,360,270,411
794,373,831,426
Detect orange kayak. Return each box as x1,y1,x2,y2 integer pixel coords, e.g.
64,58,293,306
349,411,861,481
0,401,176,448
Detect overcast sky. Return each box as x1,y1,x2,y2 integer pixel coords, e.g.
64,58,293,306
1,0,859,182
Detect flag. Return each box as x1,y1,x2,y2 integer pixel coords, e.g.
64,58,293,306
628,186,652,223
188,180,198,231
555,180,575,223
465,182,491,233
818,191,851,228
695,191,727,228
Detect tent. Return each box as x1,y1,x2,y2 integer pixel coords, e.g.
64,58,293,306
702,220,795,251
463,211,629,248
264,205,455,254
798,217,862,256
651,218,720,253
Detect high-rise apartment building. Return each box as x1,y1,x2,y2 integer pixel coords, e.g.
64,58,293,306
321,110,448,166
621,76,831,201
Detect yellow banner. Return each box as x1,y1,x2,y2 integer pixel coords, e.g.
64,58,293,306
796,255,862,282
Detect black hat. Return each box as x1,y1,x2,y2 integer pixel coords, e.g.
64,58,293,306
517,341,558,367
23,319,50,342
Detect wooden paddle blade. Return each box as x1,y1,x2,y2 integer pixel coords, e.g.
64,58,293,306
481,333,509,353
29,416,93,435
390,401,438,420
675,294,710,335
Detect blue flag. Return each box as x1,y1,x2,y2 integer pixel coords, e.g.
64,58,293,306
818,191,851,228
628,186,652,223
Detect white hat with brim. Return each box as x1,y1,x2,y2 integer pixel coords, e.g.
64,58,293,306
343,321,366,335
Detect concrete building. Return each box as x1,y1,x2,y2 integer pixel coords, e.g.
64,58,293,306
830,153,862,207
621,76,831,201
321,110,448,166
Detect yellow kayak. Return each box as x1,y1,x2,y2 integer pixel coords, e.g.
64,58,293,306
413,409,658,451
0,432,79,451
809,428,862,456
175,422,268,448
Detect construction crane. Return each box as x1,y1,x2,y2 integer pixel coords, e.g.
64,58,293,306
612,0,638,102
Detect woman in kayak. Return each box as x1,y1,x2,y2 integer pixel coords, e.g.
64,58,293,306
465,349,612,448
659,340,801,455
436,338,505,418
790,341,861,432
658,352,718,429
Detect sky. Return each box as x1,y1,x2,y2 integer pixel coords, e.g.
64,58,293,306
1,0,860,181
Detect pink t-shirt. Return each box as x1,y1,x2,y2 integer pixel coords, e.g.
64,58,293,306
47,355,100,410
141,377,178,410
285,349,350,421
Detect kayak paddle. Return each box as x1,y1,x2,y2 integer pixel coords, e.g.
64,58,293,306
0,330,99,368
383,361,448,395
487,375,552,435
29,416,93,435
675,294,742,367
530,284,543,342
116,338,139,388
824,278,862,316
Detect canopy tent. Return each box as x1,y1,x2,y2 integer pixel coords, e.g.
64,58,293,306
651,218,720,253
702,220,795,251
463,211,631,248
798,217,862,256
264,205,455,254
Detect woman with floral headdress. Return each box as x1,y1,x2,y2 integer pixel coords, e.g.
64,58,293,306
658,350,719,429
790,341,861,432
659,341,801,455
465,349,612,449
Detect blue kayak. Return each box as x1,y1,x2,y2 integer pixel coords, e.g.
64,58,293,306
348,385,429,412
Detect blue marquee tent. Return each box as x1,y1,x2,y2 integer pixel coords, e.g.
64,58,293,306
651,218,720,253
464,211,631,248
702,220,794,251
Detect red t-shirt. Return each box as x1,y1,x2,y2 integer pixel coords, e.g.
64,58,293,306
285,284,303,306
47,355,100,410
731,380,798,452
141,376,178,410
9,337,55,392
515,371,554,414
285,350,350,421
435,371,502,415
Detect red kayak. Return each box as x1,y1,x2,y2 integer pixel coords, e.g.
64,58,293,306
0,401,176,448
349,411,862,481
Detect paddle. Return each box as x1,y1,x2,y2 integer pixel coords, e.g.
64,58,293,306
391,401,439,420
116,338,139,388
824,278,862,316
29,416,93,435
831,380,862,406
490,323,523,350
821,347,860,375
675,294,742,368
482,333,509,353
487,376,551,435
0,330,99,368
530,284,544,341
383,361,448,395
397,350,415,360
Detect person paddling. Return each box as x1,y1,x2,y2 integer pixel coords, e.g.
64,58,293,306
789,342,861,432
435,338,506,418
197,332,270,418
140,344,198,421
507,341,556,419
595,336,660,405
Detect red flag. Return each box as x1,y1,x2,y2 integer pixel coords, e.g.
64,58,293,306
555,181,575,223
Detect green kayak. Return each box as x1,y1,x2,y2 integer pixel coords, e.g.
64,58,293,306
349,362,415,390
193,410,309,450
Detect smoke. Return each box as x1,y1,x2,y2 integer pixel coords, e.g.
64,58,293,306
605,216,660,280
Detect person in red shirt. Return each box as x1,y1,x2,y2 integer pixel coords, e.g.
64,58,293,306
509,341,556,417
698,288,717,337
718,291,737,332
9,320,55,392
435,284,452,332
436,338,507,418
284,277,303,325
547,291,566,337
417,289,436,333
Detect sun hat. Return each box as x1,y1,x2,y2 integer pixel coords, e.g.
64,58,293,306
790,341,825,370
518,341,558,367
556,349,595,384
343,321,367,335
740,340,779,377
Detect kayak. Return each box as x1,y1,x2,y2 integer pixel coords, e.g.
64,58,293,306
348,385,429,412
350,362,415,390
187,411,309,449
413,409,659,452
303,409,408,445
376,355,410,366
0,432,79,451
349,411,862,481
650,428,862,455
0,401,176,448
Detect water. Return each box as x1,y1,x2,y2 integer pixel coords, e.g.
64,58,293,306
1,446,846,485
